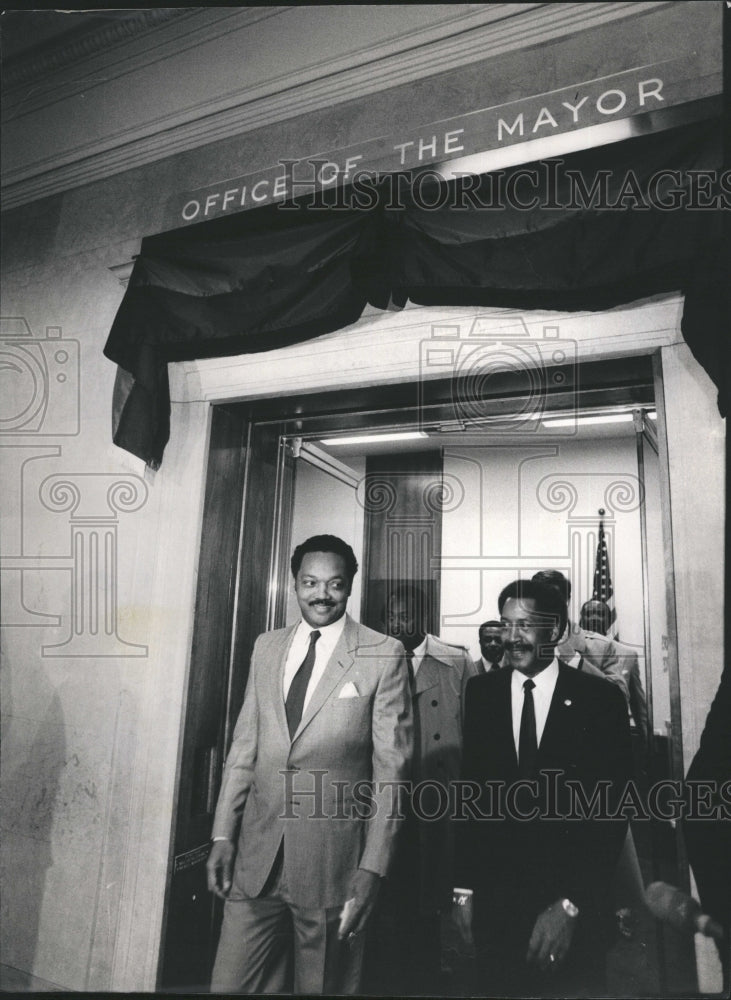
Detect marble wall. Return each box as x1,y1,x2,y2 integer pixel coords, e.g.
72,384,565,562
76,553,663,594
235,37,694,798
1,182,212,988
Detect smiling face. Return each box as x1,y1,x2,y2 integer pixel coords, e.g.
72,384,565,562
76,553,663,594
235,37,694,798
501,597,560,676
580,600,611,636
479,625,505,665
294,551,352,628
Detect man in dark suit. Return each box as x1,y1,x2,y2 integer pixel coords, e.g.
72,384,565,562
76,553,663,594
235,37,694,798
477,619,505,672
207,535,412,995
683,665,731,986
454,579,633,997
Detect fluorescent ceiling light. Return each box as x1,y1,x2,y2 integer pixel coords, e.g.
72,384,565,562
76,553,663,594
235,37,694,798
542,413,640,428
540,407,657,428
320,431,428,446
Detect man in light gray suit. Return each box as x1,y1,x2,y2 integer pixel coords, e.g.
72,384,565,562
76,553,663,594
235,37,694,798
580,599,649,747
207,534,412,994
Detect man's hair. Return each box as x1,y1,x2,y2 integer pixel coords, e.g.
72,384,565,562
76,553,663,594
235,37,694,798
384,582,427,626
531,569,571,603
479,620,503,632
387,582,425,608
290,535,358,581
498,579,568,637
581,599,611,628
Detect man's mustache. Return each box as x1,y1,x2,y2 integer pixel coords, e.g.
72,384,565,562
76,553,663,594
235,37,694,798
310,599,335,607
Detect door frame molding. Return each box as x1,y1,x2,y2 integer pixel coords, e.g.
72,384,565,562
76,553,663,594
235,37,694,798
153,299,727,994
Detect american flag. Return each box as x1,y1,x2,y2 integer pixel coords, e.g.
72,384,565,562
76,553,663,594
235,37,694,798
592,518,617,636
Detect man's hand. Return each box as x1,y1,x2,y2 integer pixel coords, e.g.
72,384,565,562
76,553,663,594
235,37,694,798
449,892,474,953
526,899,576,972
206,839,235,899
443,891,474,973
337,869,381,940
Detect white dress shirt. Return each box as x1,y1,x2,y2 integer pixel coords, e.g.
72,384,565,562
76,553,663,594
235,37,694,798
480,655,503,673
510,658,559,755
410,635,428,677
282,614,346,712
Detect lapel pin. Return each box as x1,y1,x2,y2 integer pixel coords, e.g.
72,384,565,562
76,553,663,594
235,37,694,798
564,699,572,707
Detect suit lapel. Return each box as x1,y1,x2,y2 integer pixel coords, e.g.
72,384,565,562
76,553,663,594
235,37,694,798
413,654,440,695
493,668,518,772
270,624,298,741
292,614,357,742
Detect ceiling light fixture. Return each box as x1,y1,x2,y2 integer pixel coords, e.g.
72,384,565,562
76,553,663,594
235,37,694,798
320,431,428,446
541,409,656,428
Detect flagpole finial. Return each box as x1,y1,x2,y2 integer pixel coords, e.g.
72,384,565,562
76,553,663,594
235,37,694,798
598,508,605,516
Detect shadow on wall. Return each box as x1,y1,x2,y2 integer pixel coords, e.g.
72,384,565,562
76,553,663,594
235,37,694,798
0,661,66,990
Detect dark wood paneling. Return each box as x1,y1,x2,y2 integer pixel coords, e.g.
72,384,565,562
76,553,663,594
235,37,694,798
271,440,296,631
227,423,288,741
160,417,293,992
362,451,443,634
160,404,249,991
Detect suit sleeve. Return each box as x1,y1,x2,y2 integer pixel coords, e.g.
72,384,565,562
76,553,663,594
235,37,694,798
211,635,261,841
561,680,634,917
460,648,479,722
596,637,631,707
627,652,650,740
358,639,413,877
454,674,481,890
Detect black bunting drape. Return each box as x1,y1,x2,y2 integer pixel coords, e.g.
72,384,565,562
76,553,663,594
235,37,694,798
103,119,727,468
105,207,377,467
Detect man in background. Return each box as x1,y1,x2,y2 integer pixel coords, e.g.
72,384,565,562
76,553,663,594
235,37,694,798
477,619,505,673
532,570,629,705
580,598,649,749
375,583,476,995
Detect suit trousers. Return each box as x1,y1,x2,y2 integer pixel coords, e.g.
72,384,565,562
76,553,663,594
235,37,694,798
364,813,443,996
211,848,365,995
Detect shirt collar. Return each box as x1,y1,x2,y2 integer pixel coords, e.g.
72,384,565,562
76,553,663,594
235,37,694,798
296,612,346,642
511,656,559,693
412,636,428,659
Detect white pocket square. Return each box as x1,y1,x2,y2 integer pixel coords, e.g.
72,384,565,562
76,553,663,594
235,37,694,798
338,681,360,699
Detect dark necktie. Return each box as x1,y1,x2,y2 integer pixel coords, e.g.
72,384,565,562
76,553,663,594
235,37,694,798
518,678,538,778
405,648,415,690
286,630,321,738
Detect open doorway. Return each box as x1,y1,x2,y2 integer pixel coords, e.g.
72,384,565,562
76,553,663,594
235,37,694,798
160,353,694,994
281,407,687,995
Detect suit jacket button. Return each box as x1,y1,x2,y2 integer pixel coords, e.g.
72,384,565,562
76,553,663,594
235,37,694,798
433,733,440,741
431,699,438,707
